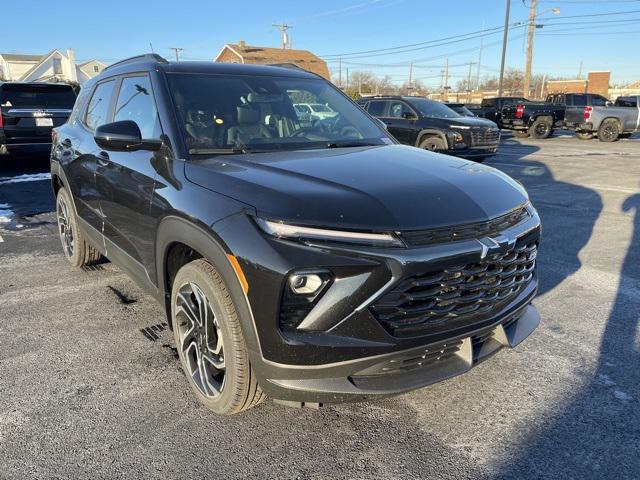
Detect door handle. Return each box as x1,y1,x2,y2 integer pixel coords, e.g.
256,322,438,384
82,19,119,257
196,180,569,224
97,151,110,167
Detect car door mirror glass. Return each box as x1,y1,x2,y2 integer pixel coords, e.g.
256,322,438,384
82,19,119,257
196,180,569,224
94,120,161,152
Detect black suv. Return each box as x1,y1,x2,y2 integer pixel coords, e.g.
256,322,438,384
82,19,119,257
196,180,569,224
51,54,541,414
1,82,76,157
359,96,500,160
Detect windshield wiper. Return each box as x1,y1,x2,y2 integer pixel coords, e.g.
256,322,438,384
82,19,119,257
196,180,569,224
326,141,380,148
188,144,252,155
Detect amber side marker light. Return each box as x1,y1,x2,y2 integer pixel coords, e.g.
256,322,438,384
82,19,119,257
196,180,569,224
227,254,249,294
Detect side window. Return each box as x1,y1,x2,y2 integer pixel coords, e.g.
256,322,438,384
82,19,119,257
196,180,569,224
484,99,495,108
113,75,158,139
571,95,587,106
85,80,116,131
590,95,607,107
388,101,414,118
68,87,91,124
366,101,386,116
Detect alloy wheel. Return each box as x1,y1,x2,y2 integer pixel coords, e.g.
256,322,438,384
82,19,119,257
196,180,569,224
602,124,617,141
57,196,74,257
175,282,225,398
535,123,549,137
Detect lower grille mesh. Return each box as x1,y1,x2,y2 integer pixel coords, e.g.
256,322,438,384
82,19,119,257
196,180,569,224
370,240,537,337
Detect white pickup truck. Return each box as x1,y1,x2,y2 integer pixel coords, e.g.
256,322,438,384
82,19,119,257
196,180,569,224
564,95,640,142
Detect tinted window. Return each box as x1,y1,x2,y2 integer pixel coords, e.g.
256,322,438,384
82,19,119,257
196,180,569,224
483,99,495,108
114,76,158,138
615,97,638,107
388,101,414,118
367,101,386,116
85,80,115,131
406,98,460,118
570,95,587,106
590,95,607,106
0,84,76,109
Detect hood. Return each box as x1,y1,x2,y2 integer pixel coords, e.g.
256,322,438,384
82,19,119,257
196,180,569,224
446,116,499,129
185,145,528,231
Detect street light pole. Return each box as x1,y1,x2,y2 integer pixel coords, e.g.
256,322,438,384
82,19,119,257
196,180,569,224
498,0,511,97
523,0,536,98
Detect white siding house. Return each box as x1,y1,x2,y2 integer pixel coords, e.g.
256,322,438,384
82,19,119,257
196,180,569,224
0,49,105,84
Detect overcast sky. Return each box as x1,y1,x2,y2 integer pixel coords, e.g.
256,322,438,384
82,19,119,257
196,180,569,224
5,0,639,86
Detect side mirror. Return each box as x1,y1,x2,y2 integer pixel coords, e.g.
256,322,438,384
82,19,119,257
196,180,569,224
94,120,161,152
402,111,417,120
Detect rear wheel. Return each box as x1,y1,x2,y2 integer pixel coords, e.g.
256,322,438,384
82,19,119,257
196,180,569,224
419,136,446,152
56,187,101,268
528,117,553,139
576,131,594,140
172,259,265,415
512,130,529,138
597,119,620,142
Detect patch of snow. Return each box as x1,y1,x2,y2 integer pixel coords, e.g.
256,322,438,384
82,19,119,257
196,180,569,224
0,172,51,185
613,389,633,401
0,203,13,224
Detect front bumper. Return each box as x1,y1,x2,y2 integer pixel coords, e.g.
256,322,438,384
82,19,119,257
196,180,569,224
216,208,541,403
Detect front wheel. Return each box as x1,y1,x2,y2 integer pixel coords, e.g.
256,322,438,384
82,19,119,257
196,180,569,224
418,136,446,152
172,259,265,415
528,117,553,139
56,187,101,267
576,131,594,140
597,119,620,142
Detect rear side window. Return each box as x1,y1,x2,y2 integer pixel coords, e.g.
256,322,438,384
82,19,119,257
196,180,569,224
113,75,158,138
85,80,116,131
615,97,638,107
569,95,587,106
367,101,386,116
68,87,91,124
0,84,76,109
483,99,495,108
589,95,607,107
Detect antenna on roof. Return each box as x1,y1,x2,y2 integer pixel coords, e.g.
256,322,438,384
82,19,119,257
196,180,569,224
272,22,293,49
149,42,155,53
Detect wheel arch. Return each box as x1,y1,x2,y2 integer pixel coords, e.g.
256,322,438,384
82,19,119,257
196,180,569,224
415,129,448,148
155,216,262,360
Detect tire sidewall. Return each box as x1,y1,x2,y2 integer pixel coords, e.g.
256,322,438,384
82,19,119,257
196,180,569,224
419,136,445,151
171,261,244,414
529,118,552,139
56,187,83,267
598,120,620,142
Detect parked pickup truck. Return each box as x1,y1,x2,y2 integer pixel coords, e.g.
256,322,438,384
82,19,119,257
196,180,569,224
467,97,530,127
565,95,640,142
501,93,609,139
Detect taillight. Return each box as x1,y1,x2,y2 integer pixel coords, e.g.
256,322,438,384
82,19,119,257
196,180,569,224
515,105,525,119
583,106,593,120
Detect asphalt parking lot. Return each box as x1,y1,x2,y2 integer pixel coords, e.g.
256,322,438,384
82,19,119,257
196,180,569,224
1,133,639,479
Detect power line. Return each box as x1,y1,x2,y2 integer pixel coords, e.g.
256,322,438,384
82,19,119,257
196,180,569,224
168,47,184,61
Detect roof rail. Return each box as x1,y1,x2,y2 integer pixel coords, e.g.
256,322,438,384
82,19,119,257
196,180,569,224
104,53,169,71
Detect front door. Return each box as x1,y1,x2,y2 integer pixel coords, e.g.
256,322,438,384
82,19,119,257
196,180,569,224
95,74,161,285
383,100,417,145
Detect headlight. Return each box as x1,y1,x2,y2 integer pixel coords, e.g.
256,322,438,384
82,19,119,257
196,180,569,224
449,125,471,129
453,132,464,142
256,218,404,247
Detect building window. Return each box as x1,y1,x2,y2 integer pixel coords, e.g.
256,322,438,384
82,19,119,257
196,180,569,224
53,58,63,75
93,65,99,73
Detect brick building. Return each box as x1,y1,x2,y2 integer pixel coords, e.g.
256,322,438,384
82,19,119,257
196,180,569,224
546,71,610,98
214,40,330,79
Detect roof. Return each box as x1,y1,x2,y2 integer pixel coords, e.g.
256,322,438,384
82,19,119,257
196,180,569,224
216,43,330,79
0,53,44,62
626,80,640,89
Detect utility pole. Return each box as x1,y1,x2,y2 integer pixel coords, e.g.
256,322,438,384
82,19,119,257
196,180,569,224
346,68,349,89
272,22,293,49
523,0,536,98
498,0,511,97
444,58,449,91
169,47,184,62
408,62,413,95
577,60,583,79
338,57,342,88
476,21,484,90
466,61,476,101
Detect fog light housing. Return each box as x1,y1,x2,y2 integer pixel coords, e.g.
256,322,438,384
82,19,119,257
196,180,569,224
280,270,332,330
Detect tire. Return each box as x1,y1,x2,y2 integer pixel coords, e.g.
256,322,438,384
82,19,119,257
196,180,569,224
56,187,101,268
418,136,446,152
171,259,265,415
512,130,529,138
576,131,594,140
528,117,553,139
597,119,620,142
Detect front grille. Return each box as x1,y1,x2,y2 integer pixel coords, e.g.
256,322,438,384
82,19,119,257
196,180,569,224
370,239,537,337
400,206,530,247
471,128,500,146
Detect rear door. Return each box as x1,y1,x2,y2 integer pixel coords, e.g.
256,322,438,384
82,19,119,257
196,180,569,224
95,74,161,281
0,84,76,144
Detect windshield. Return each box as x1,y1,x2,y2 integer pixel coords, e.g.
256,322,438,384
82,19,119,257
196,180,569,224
408,98,461,119
310,104,332,112
167,73,390,153
1,84,76,109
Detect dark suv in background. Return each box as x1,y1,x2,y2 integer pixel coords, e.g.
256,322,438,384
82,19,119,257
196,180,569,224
359,96,500,160
51,54,540,415
1,82,76,157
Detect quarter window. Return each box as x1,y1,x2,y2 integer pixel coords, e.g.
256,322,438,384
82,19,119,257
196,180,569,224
113,76,158,139
85,80,116,131
367,100,386,116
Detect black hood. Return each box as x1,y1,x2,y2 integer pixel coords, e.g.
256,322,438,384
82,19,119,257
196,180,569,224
441,116,498,129
185,144,528,231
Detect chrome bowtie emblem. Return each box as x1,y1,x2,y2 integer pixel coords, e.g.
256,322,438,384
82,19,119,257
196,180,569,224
478,234,517,260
